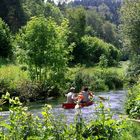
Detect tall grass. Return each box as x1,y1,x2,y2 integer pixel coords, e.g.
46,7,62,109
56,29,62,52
0,64,28,96
71,66,125,92
0,61,128,99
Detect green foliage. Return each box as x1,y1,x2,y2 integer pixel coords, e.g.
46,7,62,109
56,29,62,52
102,21,121,48
73,68,124,92
22,0,44,20
66,6,86,64
70,0,121,24
80,36,120,66
15,17,71,89
0,65,28,97
125,83,140,119
86,9,104,37
0,0,26,32
121,1,140,80
118,121,140,140
126,55,140,84
0,93,128,140
44,2,64,24
121,0,140,55
66,6,86,44
83,101,127,140
0,18,12,58
99,54,108,68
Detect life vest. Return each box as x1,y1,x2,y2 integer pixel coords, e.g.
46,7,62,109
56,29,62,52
77,94,84,101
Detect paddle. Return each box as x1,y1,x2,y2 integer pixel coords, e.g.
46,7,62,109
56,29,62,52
98,96,107,101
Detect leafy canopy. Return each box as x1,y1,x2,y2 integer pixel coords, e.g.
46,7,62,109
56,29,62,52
15,16,72,87
0,18,12,58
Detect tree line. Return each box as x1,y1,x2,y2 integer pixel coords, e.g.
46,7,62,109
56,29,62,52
0,0,139,100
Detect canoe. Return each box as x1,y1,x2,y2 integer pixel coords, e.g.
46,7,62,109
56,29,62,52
62,101,93,109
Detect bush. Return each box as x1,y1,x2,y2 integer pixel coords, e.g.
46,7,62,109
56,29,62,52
99,54,108,68
73,69,124,92
0,93,127,140
125,83,140,119
0,65,28,97
80,36,120,66
126,55,140,85
82,102,127,140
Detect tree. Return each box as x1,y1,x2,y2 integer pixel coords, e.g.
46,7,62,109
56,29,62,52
70,0,122,24
15,17,71,87
21,0,45,20
0,0,26,32
80,35,120,66
66,6,86,63
86,9,104,37
0,18,12,58
121,0,140,79
98,3,112,20
44,2,64,24
66,6,86,44
121,0,140,55
102,21,120,47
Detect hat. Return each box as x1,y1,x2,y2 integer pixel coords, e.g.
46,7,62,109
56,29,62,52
70,87,75,90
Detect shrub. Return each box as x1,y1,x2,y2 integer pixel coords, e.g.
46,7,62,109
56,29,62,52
0,65,28,97
80,36,120,66
82,102,127,140
125,83,140,119
99,54,108,68
73,69,124,92
0,93,127,140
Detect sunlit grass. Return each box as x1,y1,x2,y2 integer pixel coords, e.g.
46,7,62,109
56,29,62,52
0,65,28,80
119,121,140,140
0,64,29,90
72,61,129,77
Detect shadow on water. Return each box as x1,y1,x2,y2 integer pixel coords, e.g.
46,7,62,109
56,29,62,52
0,90,127,122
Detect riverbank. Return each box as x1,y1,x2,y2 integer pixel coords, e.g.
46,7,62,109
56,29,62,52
0,90,140,140
0,61,128,102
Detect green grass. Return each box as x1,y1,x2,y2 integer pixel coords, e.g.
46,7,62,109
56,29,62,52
81,61,129,77
0,64,29,90
119,121,140,140
0,64,28,81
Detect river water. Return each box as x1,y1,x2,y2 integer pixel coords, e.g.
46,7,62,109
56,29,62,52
0,90,127,122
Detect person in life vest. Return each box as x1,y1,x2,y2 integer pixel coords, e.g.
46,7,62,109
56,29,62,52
76,92,84,104
80,86,94,103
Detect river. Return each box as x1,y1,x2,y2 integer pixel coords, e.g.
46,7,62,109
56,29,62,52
0,90,127,122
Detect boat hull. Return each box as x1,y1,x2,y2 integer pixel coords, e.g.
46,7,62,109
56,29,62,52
62,101,93,109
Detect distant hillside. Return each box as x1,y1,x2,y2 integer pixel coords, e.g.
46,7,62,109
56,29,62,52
69,0,122,24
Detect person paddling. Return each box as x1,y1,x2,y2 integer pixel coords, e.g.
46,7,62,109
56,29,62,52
80,86,94,103
76,86,94,103
66,87,76,103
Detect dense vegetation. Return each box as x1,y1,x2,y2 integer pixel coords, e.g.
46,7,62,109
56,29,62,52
121,0,140,119
0,0,140,138
0,93,140,140
0,0,124,100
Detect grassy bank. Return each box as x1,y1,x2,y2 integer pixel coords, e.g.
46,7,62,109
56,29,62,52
0,61,128,100
69,61,128,92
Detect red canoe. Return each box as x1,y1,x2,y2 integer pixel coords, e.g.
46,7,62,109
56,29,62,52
62,101,93,109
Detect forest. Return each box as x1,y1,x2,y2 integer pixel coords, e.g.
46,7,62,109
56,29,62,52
0,0,140,139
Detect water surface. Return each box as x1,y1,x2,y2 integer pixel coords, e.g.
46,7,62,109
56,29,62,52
0,90,127,122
